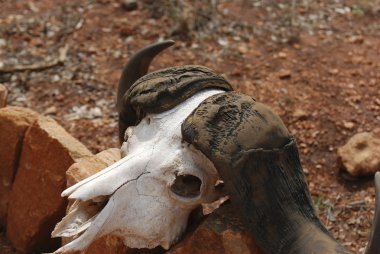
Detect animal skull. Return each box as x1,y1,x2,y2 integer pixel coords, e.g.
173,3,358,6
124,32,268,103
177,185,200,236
51,89,224,253
52,39,380,254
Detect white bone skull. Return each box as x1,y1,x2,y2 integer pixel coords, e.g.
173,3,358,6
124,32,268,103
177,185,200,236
52,89,224,253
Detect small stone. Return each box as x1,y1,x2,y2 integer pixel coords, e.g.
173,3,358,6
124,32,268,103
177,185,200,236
278,69,291,79
278,52,287,59
0,84,8,108
335,7,350,14
293,43,301,49
90,107,102,118
347,35,364,44
43,106,57,115
292,108,308,121
342,121,355,130
121,0,137,11
237,45,248,54
27,2,39,12
329,69,339,75
0,38,6,47
52,75,60,82
337,132,380,177
218,38,229,47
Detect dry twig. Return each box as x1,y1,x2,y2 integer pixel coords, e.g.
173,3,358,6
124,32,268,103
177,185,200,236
0,15,84,74
0,44,69,74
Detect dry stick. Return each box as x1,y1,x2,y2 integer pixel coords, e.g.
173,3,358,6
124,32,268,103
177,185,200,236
0,16,84,74
0,43,69,74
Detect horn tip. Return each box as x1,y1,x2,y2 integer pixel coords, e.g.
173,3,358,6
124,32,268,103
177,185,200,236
163,39,175,45
157,39,175,49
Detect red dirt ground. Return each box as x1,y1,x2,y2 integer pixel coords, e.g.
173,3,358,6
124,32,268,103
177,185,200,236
1,0,379,253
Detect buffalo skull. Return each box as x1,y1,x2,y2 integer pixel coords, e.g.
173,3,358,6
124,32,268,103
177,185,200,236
52,41,380,254
51,41,230,253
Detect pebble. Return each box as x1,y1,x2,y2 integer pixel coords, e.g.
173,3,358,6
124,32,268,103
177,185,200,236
0,38,6,47
278,69,291,79
278,52,287,58
43,106,57,115
343,121,355,130
293,108,308,120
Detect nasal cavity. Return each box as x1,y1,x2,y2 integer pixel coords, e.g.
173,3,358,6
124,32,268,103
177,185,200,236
171,173,202,198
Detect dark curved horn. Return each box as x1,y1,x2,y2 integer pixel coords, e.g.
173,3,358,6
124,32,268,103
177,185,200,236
365,172,380,254
116,40,175,111
182,92,351,254
116,40,175,143
183,92,380,254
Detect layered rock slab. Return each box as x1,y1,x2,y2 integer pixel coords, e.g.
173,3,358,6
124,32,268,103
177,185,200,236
0,107,39,225
6,115,92,253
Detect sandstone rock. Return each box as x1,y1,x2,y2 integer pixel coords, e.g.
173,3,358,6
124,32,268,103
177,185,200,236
337,132,380,177
6,115,92,253
167,203,263,254
0,107,39,225
0,84,7,108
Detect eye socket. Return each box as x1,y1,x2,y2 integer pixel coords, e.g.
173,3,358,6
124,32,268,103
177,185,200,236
170,173,202,198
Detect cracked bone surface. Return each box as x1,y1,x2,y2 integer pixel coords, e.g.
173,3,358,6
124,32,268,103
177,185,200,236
51,89,224,253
